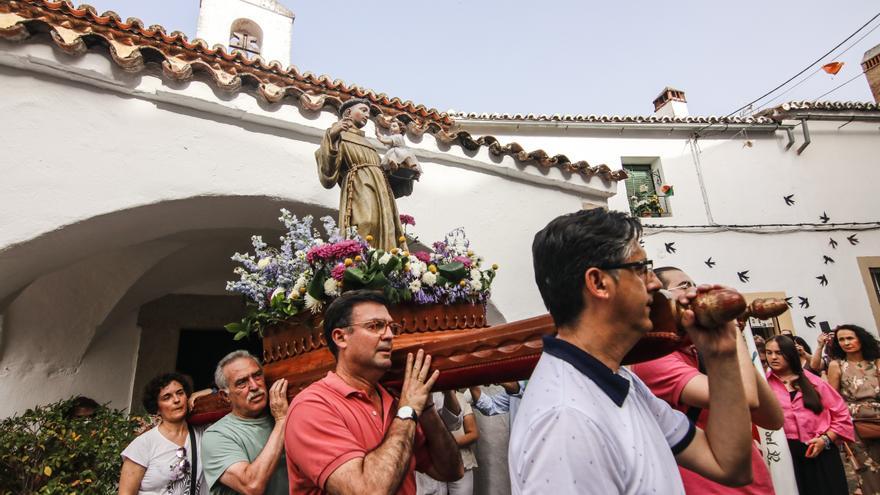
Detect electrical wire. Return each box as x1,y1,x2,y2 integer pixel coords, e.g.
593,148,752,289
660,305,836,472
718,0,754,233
695,11,880,136
641,221,880,236
753,19,880,114
813,69,869,101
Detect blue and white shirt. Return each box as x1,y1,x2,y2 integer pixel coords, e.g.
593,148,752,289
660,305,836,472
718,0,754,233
509,336,695,495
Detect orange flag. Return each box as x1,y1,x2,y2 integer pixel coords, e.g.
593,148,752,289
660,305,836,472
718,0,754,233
822,61,844,75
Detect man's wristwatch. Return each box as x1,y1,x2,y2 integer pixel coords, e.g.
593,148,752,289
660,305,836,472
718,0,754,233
396,406,418,422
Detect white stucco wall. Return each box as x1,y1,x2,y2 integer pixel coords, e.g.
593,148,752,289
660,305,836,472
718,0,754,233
460,118,880,347
196,0,293,67
2,36,876,418
0,42,614,415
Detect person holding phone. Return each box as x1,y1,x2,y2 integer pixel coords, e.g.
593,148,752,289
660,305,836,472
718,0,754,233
765,335,854,495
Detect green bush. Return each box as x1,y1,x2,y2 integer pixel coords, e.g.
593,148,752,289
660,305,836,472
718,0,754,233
0,398,146,494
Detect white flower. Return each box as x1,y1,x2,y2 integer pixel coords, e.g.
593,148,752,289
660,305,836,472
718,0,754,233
408,259,425,277
470,269,482,282
379,252,392,265
421,271,437,286
257,257,272,270
408,279,422,292
324,278,339,297
639,184,649,193
314,239,325,246
292,275,307,294
270,287,286,300
469,279,483,291
305,293,323,313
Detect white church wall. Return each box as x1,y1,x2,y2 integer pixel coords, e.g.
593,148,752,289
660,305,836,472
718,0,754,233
196,0,294,67
0,43,614,415
0,241,183,417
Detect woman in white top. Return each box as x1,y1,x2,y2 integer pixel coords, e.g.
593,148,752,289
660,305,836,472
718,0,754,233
119,373,207,495
447,390,480,495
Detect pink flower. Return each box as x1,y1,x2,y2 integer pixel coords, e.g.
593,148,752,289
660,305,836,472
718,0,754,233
413,251,432,263
399,214,416,226
306,239,364,264
453,256,472,267
331,263,347,281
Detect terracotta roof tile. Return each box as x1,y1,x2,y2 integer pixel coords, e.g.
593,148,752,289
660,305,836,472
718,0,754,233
452,111,778,125
0,0,628,181
756,100,880,116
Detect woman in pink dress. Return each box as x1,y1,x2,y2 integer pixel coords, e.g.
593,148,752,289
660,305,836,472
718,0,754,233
765,335,854,495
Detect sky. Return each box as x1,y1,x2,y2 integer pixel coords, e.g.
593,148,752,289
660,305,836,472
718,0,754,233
83,1,880,117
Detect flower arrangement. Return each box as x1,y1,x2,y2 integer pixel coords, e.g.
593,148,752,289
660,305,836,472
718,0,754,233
629,183,673,217
224,210,498,339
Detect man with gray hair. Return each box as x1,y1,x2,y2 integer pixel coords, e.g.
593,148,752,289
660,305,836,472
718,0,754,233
201,350,289,494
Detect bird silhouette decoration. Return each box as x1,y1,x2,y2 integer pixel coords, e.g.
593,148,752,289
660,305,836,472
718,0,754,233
784,297,793,308
819,212,830,224
829,238,838,249
798,296,810,309
737,271,750,283
823,255,835,265
817,274,828,286
704,257,716,268
848,234,859,245
804,316,816,328
783,194,795,206
664,242,676,254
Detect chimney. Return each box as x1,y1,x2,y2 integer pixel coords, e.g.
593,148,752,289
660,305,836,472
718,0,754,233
862,43,880,104
652,87,689,118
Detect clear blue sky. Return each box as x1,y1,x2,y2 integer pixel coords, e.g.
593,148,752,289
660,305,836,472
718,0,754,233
85,1,879,116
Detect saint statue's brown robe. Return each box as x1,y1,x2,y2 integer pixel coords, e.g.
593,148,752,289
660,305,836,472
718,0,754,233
315,128,407,251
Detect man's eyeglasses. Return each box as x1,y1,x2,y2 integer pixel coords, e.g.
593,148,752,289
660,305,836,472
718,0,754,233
668,281,696,292
598,259,654,280
348,319,402,336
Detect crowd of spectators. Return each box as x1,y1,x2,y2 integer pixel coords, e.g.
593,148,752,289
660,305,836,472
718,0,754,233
116,208,880,495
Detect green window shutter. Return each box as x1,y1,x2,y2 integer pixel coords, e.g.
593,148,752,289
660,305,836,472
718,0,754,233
623,165,656,198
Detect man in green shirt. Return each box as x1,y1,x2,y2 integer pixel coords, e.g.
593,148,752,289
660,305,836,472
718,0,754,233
202,350,289,494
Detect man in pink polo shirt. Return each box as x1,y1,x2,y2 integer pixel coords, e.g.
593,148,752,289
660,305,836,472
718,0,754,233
630,266,785,495
284,290,464,494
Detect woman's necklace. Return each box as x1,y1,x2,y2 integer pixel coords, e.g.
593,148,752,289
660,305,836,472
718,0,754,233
776,373,798,387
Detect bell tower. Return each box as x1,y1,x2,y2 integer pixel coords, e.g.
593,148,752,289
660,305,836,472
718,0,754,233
196,0,294,67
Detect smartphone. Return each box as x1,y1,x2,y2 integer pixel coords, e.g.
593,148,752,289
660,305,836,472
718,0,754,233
819,321,832,333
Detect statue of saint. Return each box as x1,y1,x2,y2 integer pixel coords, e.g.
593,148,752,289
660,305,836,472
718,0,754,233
315,99,407,251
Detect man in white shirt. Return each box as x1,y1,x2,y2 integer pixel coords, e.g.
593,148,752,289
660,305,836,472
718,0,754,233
509,208,754,494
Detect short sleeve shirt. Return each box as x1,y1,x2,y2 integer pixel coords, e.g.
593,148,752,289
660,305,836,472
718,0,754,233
509,336,695,495
284,372,433,495
631,349,776,495
121,426,208,495
201,414,289,495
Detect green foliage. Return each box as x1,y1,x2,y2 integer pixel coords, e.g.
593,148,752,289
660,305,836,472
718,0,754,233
0,398,145,494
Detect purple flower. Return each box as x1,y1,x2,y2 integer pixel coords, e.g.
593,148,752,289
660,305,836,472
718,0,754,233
399,214,416,226
413,251,432,263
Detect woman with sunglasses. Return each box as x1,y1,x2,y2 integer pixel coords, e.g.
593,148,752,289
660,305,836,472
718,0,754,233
827,324,880,494
120,372,207,495
765,335,854,495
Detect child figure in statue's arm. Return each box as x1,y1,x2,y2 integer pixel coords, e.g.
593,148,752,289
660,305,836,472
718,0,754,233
375,120,422,179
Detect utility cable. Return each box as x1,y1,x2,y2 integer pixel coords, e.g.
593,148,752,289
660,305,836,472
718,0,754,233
813,69,869,101
695,11,880,136
754,19,880,113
